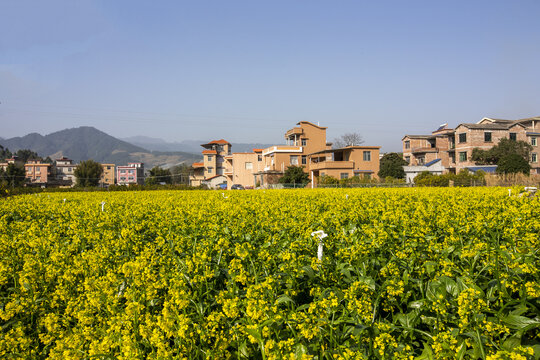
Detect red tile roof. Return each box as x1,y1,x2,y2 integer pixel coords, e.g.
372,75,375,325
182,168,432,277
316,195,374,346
203,139,230,145
192,162,204,167
253,148,263,152
202,150,217,154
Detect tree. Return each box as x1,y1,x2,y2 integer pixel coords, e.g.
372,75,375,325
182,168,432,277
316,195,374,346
0,163,26,188
0,145,12,161
279,166,310,186
332,133,364,149
496,153,530,175
472,138,532,165
378,153,407,179
15,149,41,163
74,160,103,187
170,164,191,185
146,166,172,185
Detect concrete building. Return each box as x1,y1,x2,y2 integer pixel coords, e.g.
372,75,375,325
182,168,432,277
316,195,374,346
403,116,540,179
117,162,144,185
25,160,51,185
308,146,381,186
55,156,77,186
100,164,115,187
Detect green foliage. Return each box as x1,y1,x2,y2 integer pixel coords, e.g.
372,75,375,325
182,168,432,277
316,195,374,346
415,170,486,187
0,163,26,188
14,149,41,163
279,166,310,185
170,164,191,185
0,145,12,161
496,153,531,175
74,159,103,187
378,153,407,179
472,138,532,165
146,166,172,185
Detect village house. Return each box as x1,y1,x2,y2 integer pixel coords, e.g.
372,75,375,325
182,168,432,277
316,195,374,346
116,162,144,185
55,156,77,186
25,159,52,185
402,116,540,182
190,121,382,188
100,163,115,187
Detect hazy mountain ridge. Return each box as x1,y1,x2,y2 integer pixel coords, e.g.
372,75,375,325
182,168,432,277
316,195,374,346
122,136,274,153
0,127,201,168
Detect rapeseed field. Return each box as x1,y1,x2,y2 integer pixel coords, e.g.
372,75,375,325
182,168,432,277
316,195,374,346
0,188,538,359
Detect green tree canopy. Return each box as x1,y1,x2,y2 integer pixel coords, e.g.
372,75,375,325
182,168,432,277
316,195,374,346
378,153,407,179
170,164,191,185
279,166,310,186
471,138,532,165
146,166,172,185
0,163,26,188
496,153,530,175
74,160,103,187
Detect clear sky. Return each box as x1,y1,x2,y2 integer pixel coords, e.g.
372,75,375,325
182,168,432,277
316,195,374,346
1,0,539,152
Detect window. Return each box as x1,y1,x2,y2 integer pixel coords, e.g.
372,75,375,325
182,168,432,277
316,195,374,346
459,151,467,162
36,176,40,181
340,173,349,179
107,166,111,170
301,138,307,146
459,133,467,143
484,132,492,142
207,155,213,161
363,151,371,161
245,162,253,170
531,137,537,146
128,176,134,180
68,167,72,172
120,170,126,174
129,170,134,174
532,153,538,163
120,177,126,181
404,140,410,149
301,155,307,165
321,172,325,177
207,167,213,174
417,156,425,165
290,155,299,165
257,155,262,161
509,133,517,141
404,156,410,164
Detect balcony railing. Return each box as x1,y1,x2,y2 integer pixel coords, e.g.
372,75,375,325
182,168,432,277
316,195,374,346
310,161,354,171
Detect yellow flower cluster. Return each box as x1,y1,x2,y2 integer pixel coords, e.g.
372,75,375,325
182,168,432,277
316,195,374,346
0,187,539,358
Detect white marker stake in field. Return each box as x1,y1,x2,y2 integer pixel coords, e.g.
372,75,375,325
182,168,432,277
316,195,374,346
311,230,328,261
222,193,229,199
101,201,106,212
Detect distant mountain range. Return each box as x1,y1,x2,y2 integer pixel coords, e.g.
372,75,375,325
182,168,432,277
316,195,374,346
121,135,274,153
0,127,202,169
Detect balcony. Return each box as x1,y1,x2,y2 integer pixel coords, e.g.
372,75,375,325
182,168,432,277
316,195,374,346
310,161,354,171
262,145,302,156
285,127,303,137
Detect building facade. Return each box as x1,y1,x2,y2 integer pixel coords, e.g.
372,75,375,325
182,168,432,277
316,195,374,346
402,116,540,179
55,156,77,186
116,162,144,185
25,160,51,184
100,163,115,186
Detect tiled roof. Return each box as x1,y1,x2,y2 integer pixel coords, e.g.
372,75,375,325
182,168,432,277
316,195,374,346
192,162,204,167
253,149,263,152
202,150,217,154
203,139,230,145
458,123,510,130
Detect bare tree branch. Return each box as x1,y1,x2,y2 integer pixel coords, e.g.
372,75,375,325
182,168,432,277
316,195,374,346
332,133,364,148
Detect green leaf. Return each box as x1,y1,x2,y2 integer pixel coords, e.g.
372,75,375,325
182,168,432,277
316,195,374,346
501,315,540,330
295,343,308,358
275,294,294,306
415,342,434,360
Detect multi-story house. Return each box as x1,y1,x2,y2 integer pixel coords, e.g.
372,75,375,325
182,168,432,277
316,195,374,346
190,139,231,188
116,162,144,185
402,116,540,179
55,156,77,186
308,145,381,186
25,159,51,184
191,121,382,188
100,163,115,187
254,121,331,186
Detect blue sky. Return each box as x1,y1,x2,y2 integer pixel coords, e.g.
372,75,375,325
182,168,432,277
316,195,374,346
1,0,539,151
